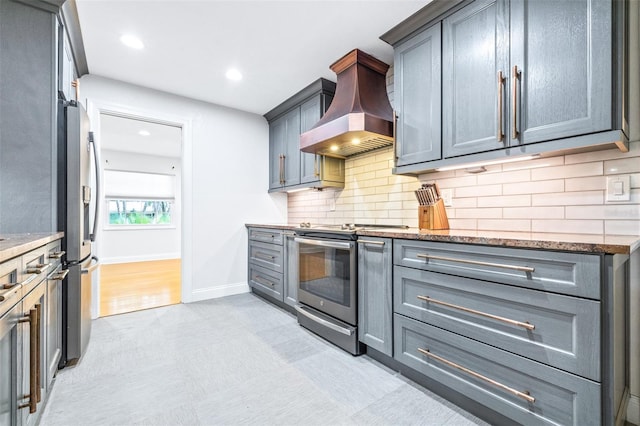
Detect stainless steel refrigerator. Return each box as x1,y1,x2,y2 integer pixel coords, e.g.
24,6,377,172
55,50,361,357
57,99,100,366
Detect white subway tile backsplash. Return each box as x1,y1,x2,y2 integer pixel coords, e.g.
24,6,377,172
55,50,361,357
288,146,639,235
503,206,564,219
503,180,564,195
456,184,502,198
477,195,530,207
531,162,603,181
532,191,604,206
531,219,604,234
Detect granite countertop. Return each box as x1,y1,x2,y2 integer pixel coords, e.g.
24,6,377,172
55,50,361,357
245,223,640,255
0,232,64,263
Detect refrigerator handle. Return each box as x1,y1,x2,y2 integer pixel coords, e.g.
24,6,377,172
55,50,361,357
89,131,101,242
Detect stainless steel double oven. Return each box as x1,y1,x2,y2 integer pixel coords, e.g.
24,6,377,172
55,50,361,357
294,226,362,355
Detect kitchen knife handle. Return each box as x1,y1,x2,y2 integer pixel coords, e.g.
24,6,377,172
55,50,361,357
511,66,520,141
497,70,504,142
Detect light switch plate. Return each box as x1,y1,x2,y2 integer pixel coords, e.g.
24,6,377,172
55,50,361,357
441,188,453,207
606,175,631,202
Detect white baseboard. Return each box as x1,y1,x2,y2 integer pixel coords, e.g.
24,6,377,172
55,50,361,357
186,281,250,303
628,394,640,425
101,253,181,264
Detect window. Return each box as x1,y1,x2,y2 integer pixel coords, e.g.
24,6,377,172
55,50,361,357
104,170,176,227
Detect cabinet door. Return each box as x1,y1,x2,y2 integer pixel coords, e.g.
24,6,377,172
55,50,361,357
269,115,286,190
0,303,20,426
59,26,76,101
283,234,298,307
300,97,321,184
46,270,62,388
443,0,509,158
283,108,301,187
357,237,393,356
510,0,612,145
394,23,442,167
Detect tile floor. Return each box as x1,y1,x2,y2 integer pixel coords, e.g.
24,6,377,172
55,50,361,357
39,293,489,426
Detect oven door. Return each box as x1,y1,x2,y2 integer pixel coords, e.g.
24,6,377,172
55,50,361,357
295,237,356,325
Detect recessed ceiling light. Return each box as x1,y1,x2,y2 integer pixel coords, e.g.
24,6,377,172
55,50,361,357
138,130,150,136
120,34,144,50
225,68,243,81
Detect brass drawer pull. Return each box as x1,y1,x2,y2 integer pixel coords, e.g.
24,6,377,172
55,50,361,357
418,347,535,404
417,295,535,330
18,308,38,413
254,275,275,288
255,252,276,261
358,239,385,246
50,269,69,281
416,253,534,273
25,263,51,274
48,251,66,259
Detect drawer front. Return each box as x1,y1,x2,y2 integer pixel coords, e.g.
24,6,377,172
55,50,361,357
0,258,22,317
249,228,284,245
248,263,283,301
394,315,600,426
393,240,601,299
394,266,600,380
22,246,52,295
249,241,284,273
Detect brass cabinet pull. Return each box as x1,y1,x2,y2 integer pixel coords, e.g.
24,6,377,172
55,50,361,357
48,251,66,259
497,70,505,142
18,308,38,413
417,295,535,330
254,275,274,288
254,252,276,261
35,303,41,403
254,232,276,240
511,65,520,140
358,239,385,246
0,283,19,302
392,111,399,163
416,253,535,273
418,347,535,403
25,263,51,274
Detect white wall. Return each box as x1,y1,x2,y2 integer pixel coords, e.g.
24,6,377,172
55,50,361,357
79,75,287,304
101,149,182,263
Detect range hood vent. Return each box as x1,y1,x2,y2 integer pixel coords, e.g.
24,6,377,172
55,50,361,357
300,49,394,158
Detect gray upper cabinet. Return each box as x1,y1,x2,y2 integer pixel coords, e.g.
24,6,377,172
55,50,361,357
442,0,509,158
511,0,612,146
394,23,442,166
265,78,344,192
59,27,77,102
358,237,393,356
383,0,628,174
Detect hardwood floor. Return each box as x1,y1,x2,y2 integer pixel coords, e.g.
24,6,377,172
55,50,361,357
99,259,181,317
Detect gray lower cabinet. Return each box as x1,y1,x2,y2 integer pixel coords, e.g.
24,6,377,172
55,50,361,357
44,242,64,389
391,238,626,425
394,22,442,167
265,78,344,192
0,238,62,426
394,315,600,426
357,237,393,356
247,228,285,303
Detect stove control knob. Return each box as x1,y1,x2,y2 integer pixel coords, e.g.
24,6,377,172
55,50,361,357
340,224,348,230
348,224,356,231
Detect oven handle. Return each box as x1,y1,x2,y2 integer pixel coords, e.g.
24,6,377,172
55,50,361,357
295,306,354,336
294,237,352,250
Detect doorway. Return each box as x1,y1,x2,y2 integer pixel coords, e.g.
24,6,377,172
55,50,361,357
97,113,182,316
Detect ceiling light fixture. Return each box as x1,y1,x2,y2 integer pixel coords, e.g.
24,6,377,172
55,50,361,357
138,130,150,136
330,145,339,152
225,68,243,81
120,34,144,50
435,154,541,172
351,138,360,145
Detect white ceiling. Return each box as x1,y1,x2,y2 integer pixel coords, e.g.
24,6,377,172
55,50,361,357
75,0,431,116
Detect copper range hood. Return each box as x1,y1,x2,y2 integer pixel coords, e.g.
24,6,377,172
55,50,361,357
300,49,394,158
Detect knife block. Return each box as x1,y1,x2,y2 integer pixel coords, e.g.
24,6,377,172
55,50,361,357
418,199,450,230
